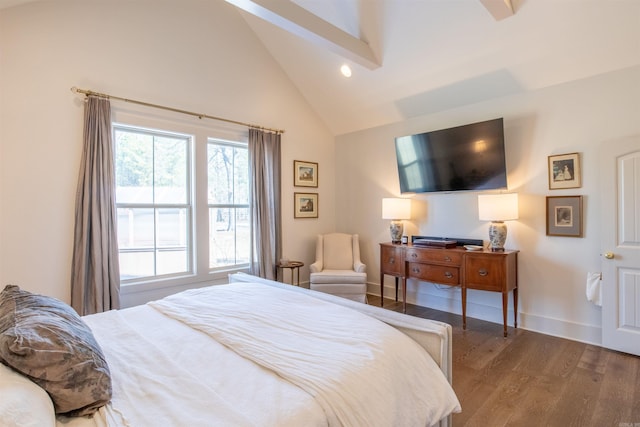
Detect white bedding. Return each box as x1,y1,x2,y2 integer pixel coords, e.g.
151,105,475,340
58,281,460,427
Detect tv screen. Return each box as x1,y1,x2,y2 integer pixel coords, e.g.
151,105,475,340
394,118,507,194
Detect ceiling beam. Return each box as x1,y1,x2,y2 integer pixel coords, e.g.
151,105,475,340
479,0,515,21
225,0,380,70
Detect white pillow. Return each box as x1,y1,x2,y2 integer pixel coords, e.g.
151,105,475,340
0,363,55,427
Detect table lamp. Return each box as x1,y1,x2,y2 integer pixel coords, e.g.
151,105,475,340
478,193,518,251
382,198,411,243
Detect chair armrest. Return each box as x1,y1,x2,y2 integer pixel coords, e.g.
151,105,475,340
354,261,366,273
310,261,322,273
310,234,323,273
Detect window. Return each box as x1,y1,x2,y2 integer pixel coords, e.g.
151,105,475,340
115,125,192,281
114,119,251,286
207,140,250,269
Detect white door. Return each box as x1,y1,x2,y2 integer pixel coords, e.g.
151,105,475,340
601,136,640,356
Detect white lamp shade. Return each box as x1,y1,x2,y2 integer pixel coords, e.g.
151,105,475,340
382,198,411,220
478,193,519,221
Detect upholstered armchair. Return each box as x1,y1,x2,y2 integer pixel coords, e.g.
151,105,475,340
309,233,367,303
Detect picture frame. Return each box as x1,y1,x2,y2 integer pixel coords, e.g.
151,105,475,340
294,192,318,218
546,195,583,237
548,152,581,189
294,160,318,188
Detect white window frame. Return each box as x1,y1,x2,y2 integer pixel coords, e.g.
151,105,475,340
112,106,251,295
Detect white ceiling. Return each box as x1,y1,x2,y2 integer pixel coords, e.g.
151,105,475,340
234,0,640,135
2,0,639,136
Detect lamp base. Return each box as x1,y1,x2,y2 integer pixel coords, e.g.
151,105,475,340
488,221,507,251
389,220,404,243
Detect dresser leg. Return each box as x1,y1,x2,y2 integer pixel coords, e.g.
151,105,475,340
462,286,467,330
513,288,518,329
402,277,407,313
502,291,509,337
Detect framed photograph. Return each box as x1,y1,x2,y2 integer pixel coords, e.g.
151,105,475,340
548,152,581,189
294,192,318,218
294,160,318,188
546,196,583,237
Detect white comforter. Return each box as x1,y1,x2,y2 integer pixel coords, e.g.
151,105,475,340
64,282,459,427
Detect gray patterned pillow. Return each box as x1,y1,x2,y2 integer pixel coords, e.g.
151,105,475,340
0,285,112,416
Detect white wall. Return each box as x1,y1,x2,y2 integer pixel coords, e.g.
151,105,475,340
336,65,640,345
0,0,335,303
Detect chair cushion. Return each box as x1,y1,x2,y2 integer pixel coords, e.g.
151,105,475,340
323,234,354,270
310,270,367,284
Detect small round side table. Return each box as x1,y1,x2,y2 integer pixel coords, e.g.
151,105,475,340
275,261,304,286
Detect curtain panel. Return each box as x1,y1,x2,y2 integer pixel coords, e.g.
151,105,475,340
249,129,282,279
71,96,120,315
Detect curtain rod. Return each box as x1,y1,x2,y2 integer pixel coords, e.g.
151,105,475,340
70,86,284,134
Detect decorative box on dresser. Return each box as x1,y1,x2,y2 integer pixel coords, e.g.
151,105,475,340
379,242,519,337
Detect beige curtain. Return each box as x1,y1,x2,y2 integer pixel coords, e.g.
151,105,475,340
70,96,120,315
249,129,281,279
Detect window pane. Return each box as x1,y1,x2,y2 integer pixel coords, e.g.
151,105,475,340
209,207,234,268
209,207,250,268
117,208,154,249
157,248,188,275
154,135,188,204
156,208,188,248
115,129,153,204
234,148,249,205
207,144,234,205
235,207,250,264
119,251,154,280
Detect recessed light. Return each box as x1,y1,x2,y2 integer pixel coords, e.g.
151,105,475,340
340,64,352,78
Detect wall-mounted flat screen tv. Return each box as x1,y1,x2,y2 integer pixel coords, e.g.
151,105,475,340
394,118,507,194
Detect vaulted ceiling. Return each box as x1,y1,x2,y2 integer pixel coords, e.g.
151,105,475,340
2,0,638,135
230,0,640,135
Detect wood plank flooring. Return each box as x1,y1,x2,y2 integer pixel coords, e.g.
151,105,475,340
366,295,640,427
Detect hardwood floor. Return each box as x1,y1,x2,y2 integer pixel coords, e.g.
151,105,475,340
366,295,640,427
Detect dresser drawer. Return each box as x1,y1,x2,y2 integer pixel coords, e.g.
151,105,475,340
408,262,460,285
464,256,506,291
381,245,404,275
405,248,462,265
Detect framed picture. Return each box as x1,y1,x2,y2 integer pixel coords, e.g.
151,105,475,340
294,160,318,188
294,192,318,218
548,152,581,189
546,195,583,237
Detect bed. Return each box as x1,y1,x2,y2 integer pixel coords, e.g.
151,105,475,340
0,273,460,427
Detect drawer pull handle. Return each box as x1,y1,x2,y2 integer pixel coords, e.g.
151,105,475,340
389,258,395,264
444,272,453,279
411,253,418,258
412,268,420,274
478,269,488,276
444,256,451,262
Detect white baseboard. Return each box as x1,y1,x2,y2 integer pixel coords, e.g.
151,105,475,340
370,282,602,346
518,312,602,346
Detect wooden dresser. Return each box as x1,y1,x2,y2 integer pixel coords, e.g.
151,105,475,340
380,242,519,337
